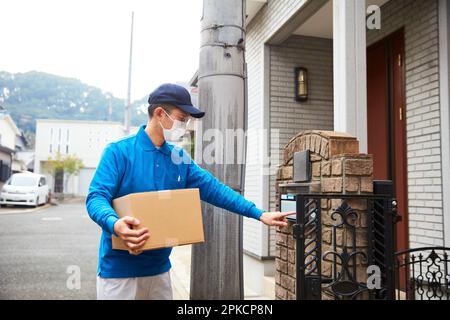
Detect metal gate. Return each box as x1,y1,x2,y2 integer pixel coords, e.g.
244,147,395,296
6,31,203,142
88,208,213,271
293,194,396,300
287,183,450,300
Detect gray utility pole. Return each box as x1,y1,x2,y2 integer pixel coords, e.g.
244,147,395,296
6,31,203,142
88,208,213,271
124,11,134,134
190,0,247,299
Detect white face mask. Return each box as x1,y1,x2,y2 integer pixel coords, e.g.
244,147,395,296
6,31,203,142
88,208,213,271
159,110,188,141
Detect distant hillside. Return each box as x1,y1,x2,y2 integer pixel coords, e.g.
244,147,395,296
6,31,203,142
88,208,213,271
0,71,148,137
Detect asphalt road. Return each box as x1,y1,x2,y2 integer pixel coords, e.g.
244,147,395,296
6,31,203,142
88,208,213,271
0,199,101,299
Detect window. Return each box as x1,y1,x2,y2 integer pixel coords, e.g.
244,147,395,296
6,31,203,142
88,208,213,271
49,128,53,153
39,177,47,186
57,128,61,153
66,129,70,154
8,175,38,187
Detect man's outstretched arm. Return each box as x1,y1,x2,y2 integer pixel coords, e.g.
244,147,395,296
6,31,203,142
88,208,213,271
185,157,293,227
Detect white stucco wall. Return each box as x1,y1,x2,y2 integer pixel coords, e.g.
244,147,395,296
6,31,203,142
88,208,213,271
0,115,19,150
34,119,133,195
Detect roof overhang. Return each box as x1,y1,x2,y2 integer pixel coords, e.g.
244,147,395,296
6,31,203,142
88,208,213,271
0,145,15,154
0,113,21,136
246,0,267,26
293,0,390,39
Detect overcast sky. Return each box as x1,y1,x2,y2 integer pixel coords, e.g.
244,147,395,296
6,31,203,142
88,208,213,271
0,0,202,101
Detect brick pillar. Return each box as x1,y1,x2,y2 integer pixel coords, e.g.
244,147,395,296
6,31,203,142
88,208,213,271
275,131,373,300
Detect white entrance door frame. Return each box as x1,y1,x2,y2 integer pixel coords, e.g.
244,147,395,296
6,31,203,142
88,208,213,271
439,0,450,247
333,0,368,152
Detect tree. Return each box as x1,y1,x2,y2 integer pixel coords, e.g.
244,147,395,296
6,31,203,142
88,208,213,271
0,70,148,134
42,152,84,194
179,131,195,159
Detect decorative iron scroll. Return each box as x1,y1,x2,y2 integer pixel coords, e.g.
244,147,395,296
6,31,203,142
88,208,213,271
394,248,450,300
294,194,449,300
294,198,322,300
294,194,395,300
322,201,369,300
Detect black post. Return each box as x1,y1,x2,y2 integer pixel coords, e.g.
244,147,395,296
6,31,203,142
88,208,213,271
372,180,396,300
294,195,306,300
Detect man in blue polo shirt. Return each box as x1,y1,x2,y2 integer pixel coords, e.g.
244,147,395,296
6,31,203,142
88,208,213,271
86,83,292,300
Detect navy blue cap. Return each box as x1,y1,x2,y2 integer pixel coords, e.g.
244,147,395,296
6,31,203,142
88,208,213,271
148,83,205,118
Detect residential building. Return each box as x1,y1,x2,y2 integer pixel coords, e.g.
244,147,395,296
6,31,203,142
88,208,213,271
0,108,22,186
34,119,138,196
191,0,450,298
14,151,34,173
12,132,29,173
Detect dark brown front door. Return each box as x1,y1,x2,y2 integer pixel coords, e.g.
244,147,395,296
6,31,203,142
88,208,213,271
367,29,409,252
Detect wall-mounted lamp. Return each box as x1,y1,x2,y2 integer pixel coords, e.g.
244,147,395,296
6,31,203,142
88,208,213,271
295,67,308,102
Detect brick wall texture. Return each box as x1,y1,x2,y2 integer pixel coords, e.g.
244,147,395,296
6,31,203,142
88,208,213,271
274,131,373,300
244,0,445,259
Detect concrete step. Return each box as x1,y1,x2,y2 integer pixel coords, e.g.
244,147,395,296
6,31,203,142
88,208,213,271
262,276,275,299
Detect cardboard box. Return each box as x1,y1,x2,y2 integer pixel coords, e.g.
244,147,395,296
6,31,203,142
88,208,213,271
111,188,204,251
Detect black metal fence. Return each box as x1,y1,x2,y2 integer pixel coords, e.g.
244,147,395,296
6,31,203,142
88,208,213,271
394,247,450,300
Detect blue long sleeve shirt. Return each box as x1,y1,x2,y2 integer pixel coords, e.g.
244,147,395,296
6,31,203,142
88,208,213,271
86,125,264,278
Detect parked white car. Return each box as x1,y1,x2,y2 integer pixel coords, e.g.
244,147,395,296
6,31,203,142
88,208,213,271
0,173,50,207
